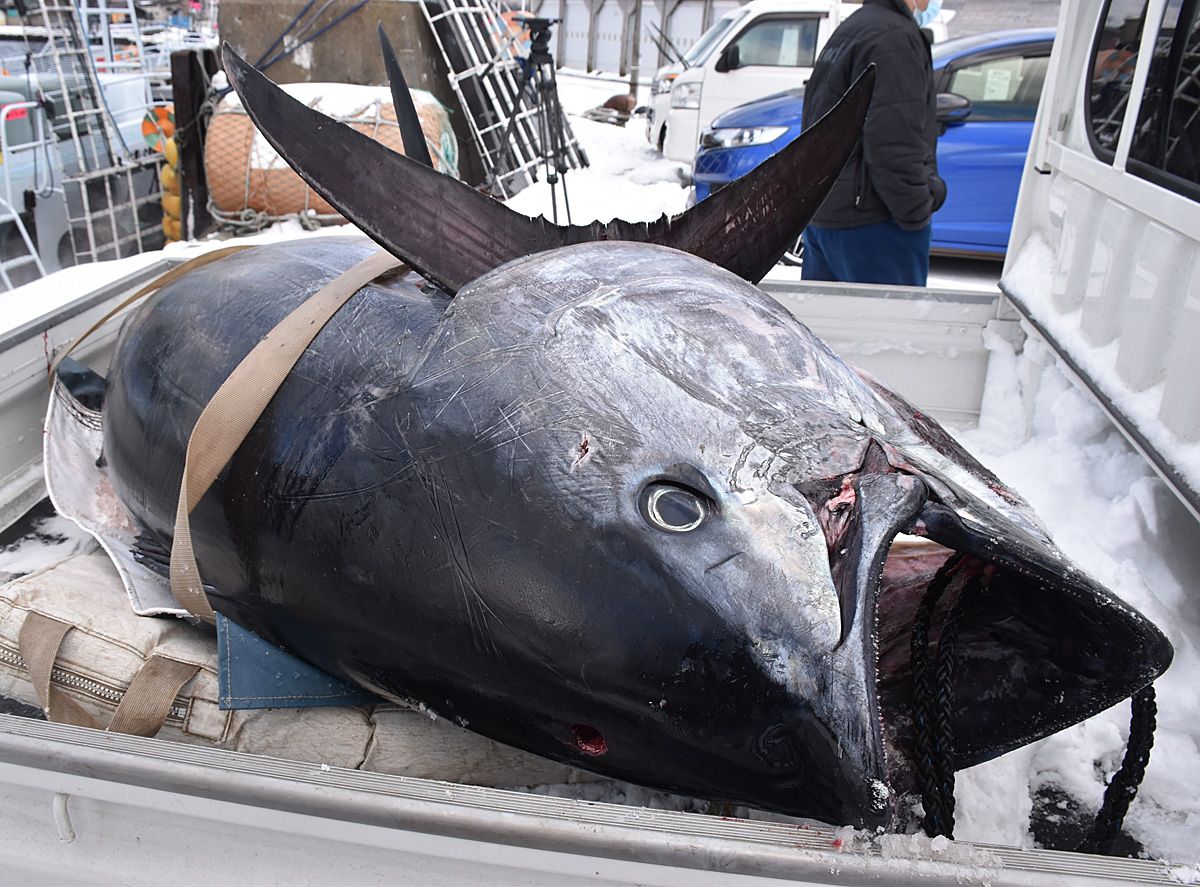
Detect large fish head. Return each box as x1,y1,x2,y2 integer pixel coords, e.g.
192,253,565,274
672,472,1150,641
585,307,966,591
405,240,1168,826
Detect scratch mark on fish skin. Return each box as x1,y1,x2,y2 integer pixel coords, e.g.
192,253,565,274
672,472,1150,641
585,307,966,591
445,334,481,354
274,462,417,501
474,427,546,457
462,400,479,435
704,552,744,574
580,663,600,703
471,405,528,452
499,408,534,454
468,390,567,454
412,343,537,389
430,379,470,424
419,464,507,658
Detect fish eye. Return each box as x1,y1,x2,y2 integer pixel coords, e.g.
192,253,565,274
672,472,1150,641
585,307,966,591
639,483,708,533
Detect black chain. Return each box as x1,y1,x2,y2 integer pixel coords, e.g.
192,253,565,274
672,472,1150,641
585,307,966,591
1078,686,1158,855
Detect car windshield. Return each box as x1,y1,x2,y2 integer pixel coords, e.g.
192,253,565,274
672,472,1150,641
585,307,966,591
683,11,746,66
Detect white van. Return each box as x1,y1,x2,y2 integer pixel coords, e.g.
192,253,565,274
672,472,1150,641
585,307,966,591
653,0,950,165
657,0,852,163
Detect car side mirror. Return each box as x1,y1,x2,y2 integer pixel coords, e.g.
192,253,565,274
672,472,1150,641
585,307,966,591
715,44,740,73
936,92,972,125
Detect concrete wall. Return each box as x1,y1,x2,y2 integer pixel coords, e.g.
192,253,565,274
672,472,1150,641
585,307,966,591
219,0,484,182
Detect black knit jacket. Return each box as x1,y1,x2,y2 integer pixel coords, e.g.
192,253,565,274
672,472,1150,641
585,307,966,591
801,0,944,230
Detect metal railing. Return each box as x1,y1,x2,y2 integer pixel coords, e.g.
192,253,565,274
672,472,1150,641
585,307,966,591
0,101,52,289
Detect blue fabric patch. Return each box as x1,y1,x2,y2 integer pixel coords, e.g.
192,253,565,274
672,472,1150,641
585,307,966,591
216,614,378,710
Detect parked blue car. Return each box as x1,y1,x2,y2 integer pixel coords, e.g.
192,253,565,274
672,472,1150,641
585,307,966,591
693,29,1055,259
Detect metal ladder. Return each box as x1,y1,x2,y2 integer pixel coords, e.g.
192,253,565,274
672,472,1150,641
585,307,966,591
0,98,60,291
420,0,587,197
0,198,46,291
17,0,164,266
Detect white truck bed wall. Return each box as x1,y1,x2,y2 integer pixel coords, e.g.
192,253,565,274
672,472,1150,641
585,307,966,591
0,259,183,534
761,276,1018,427
1003,0,1200,520
0,714,1186,886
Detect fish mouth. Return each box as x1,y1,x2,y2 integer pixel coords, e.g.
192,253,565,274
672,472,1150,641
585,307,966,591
808,441,1173,822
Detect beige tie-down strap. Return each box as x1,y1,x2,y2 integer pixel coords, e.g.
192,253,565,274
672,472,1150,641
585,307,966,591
170,249,406,619
18,611,200,737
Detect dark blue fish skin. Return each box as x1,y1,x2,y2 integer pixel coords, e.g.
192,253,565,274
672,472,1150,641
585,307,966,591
101,236,1172,827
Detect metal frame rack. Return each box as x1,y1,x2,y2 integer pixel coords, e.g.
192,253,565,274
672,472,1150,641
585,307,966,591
17,0,164,266
420,0,586,197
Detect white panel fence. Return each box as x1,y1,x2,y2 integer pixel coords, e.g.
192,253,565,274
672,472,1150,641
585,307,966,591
524,0,745,78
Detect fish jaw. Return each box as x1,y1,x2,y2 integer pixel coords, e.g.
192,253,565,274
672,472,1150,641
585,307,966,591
782,442,932,826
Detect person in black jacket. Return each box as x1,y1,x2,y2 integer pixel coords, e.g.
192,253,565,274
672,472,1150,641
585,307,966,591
800,0,946,286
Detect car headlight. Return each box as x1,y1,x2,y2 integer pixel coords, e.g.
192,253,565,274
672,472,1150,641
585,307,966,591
651,73,678,95
699,126,789,149
670,82,701,110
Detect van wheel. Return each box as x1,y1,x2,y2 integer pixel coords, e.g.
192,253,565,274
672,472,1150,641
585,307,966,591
780,234,804,267
657,125,667,154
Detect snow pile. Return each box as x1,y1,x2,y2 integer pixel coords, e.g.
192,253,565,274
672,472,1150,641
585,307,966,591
0,508,94,585
954,330,1200,863
1005,233,1200,503
503,109,691,226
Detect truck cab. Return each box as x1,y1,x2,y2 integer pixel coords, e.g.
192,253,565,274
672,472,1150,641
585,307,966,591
1002,0,1200,514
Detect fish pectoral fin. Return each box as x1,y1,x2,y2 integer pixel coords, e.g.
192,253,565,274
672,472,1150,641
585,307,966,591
54,356,107,413
131,530,172,579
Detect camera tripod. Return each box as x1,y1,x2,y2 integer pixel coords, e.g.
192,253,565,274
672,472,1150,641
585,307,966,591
489,16,582,224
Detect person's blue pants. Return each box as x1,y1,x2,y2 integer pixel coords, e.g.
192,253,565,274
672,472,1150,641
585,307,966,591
801,219,931,287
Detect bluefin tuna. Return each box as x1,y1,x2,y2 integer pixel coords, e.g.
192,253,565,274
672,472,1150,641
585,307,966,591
93,46,1171,828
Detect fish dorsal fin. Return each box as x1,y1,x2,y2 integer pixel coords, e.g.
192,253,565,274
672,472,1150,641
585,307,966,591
377,24,434,169
222,44,874,293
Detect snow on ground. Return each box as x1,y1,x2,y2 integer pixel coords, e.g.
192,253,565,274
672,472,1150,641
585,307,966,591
503,74,691,225
1,70,1196,865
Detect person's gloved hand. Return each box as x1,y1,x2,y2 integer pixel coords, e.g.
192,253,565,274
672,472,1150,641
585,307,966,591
930,173,948,212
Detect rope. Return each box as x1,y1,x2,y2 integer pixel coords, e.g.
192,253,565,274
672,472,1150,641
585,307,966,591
260,0,372,73
910,552,966,839
254,0,319,67
910,555,1160,855
1078,686,1158,855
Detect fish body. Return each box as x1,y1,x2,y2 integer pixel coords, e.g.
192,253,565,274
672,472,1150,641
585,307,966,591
102,235,1171,826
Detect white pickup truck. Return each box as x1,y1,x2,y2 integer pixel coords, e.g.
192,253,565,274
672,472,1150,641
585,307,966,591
0,0,1196,880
